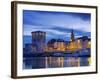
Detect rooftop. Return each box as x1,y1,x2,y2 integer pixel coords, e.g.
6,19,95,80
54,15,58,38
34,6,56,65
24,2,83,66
31,31,46,34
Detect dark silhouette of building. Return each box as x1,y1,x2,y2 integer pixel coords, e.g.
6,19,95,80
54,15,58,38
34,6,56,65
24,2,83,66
31,31,46,52
70,30,75,41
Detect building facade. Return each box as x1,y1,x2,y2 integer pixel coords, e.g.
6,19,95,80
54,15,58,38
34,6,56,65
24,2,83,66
31,31,46,52
67,30,91,52
46,39,66,52
24,30,91,54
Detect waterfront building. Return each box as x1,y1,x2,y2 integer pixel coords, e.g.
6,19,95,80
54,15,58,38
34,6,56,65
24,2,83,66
31,31,46,52
54,39,66,51
47,39,66,52
24,30,91,54
87,39,91,48
76,36,91,49
67,41,77,52
67,30,91,52
46,39,56,52
67,30,77,52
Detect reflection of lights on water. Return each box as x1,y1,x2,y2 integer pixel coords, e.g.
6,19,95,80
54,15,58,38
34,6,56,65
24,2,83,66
78,58,80,67
88,57,91,65
45,57,48,68
61,57,64,67
68,58,78,66
24,57,91,69
56,58,60,66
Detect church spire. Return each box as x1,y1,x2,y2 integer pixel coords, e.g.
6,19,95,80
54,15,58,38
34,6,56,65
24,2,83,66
70,29,75,41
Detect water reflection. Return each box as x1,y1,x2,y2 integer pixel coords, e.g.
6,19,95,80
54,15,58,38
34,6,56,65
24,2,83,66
23,57,90,69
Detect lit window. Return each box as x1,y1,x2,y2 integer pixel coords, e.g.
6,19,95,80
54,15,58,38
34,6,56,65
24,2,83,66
78,40,80,43
88,41,91,45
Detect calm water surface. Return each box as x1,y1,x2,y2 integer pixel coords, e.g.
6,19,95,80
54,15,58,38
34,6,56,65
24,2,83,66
23,57,90,69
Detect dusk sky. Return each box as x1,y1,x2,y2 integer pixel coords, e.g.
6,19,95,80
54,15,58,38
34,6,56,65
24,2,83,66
23,10,91,42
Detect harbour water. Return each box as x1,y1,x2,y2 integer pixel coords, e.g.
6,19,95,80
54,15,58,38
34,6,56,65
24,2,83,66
23,56,90,69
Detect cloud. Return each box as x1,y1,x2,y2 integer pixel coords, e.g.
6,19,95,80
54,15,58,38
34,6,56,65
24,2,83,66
23,10,91,33
23,10,91,40
23,25,70,36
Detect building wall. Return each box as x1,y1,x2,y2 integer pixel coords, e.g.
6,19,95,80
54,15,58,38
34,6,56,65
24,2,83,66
54,42,66,51
67,39,90,52
31,31,46,52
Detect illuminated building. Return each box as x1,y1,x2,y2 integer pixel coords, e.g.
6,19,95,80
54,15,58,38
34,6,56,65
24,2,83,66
54,39,66,51
31,31,46,52
67,30,91,52
87,40,91,48
24,29,91,54
47,39,66,52
47,39,56,52
67,41,77,52
76,36,91,49
67,30,77,52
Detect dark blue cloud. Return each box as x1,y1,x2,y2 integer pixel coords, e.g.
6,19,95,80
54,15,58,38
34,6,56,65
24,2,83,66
23,10,91,24
23,10,91,27
23,10,91,40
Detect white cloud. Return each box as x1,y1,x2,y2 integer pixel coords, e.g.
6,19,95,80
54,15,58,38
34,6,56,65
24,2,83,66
23,12,91,36
24,18,90,33
23,25,71,36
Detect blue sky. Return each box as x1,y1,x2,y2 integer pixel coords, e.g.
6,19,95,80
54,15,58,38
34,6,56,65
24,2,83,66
23,10,91,41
